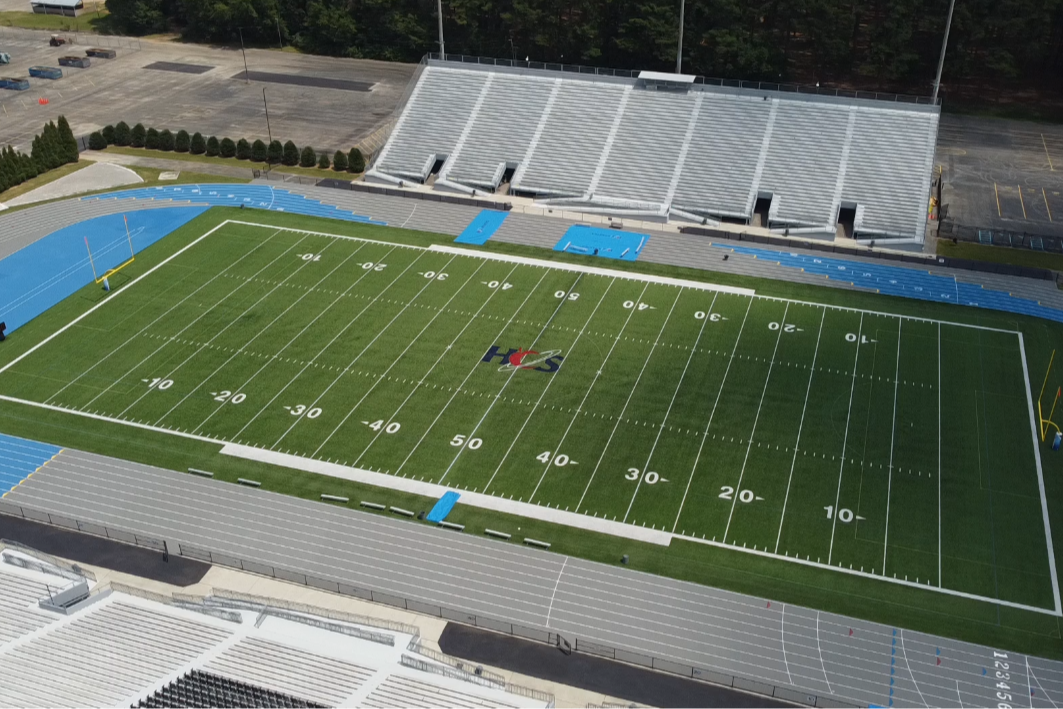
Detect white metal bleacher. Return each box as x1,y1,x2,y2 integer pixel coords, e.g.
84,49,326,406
444,74,556,190
362,673,519,708
0,566,60,644
204,635,375,706
0,599,230,708
374,67,489,182
370,59,940,242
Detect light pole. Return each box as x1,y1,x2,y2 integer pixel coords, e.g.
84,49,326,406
238,27,249,83
932,0,956,101
675,0,685,73
437,0,445,58
276,17,283,48
262,87,272,145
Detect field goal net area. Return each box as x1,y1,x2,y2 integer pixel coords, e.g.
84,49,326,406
0,218,1058,615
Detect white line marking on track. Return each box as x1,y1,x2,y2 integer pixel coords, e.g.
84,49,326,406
899,629,929,708
723,302,789,542
828,313,863,566
672,297,754,533
775,307,825,552
882,319,902,574
815,611,833,695
545,556,568,627
780,603,793,685
1029,658,1059,709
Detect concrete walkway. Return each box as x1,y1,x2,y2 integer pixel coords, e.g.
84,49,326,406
85,151,257,180
3,162,143,207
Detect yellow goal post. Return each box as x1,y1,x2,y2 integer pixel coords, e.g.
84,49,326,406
85,215,135,285
1038,350,1061,442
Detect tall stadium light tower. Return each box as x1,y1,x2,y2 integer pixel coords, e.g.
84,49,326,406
932,0,957,101
675,0,685,73
437,0,445,58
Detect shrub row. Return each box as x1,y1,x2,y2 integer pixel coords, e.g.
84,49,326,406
0,116,79,195
88,122,365,173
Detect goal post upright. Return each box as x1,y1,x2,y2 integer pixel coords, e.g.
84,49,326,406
1038,349,1060,441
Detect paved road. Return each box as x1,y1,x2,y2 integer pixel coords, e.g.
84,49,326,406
5,449,1063,708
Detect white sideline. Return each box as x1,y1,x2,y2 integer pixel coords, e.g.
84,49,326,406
428,244,756,296
219,442,673,546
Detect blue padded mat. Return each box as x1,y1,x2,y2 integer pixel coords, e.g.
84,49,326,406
456,210,508,245
554,225,649,261
426,491,461,523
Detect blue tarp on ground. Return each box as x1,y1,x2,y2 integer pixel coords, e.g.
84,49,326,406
0,206,208,334
554,225,649,261
426,491,461,523
455,210,508,245
83,184,387,226
713,242,1063,324
0,433,61,497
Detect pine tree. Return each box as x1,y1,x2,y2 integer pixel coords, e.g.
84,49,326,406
144,127,159,149
220,138,236,158
131,123,146,148
284,141,301,166
267,140,283,164
206,136,220,157
190,132,206,155
89,131,106,150
102,124,116,145
158,129,175,151
114,121,131,146
348,147,365,173
57,116,78,163
236,139,251,160
332,150,348,172
175,129,191,153
298,145,315,167
317,152,330,169
251,139,268,162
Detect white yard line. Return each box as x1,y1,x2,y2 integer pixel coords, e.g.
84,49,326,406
495,278,625,499
0,220,232,385
393,270,552,479
882,319,903,574
437,273,587,485
723,302,789,542
522,281,646,502
270,252,453,450
351,263,521,466
580,287,683,516
938,322,942,587
153,237,359,426
544,557,569,627
775,307,826,553
828,313,864,566
114,233,320,419
622,293,719,521
230,246,411,440
671,297,755,533
1018,332,1063,615
192,244,381,434
311,256,482,457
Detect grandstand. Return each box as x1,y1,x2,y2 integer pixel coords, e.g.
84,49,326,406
368,57,940,243
0,549,550,708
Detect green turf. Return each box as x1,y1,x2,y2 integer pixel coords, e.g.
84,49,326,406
4,208,1063,658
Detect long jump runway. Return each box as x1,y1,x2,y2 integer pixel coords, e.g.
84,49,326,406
4,448,1062,708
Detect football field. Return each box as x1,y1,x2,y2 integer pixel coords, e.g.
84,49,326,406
0,219,1057,613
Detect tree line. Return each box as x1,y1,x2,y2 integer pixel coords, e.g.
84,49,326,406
104,0,1063,95
88,122,366,172
0,117,79,195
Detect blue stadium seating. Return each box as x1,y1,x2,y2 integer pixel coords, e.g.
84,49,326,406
713,243,1063,324
83,185,387,226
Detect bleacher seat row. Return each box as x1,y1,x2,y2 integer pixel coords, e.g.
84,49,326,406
369,60,940,242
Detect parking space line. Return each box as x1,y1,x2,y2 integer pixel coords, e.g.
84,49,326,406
1020,185,1028,219
995,183,1002,217
1046,188,1054,222
1044,134,1056,171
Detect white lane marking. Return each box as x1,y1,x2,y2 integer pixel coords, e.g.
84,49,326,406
1029,658,1060,709
672,296,755,533
545,557,569,627
882,318,902,574
775,307,826,552
816,611,833,695
828,313,864,566
899,629,929,708
781,603,793,685
723,302,789,542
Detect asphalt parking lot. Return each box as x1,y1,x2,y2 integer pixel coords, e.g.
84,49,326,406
0,26,415,154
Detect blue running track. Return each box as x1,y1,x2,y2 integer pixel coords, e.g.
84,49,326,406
0,433,61,497
83,184,387,225
714,242,1063,324
554,225,649,261
0,207,207,334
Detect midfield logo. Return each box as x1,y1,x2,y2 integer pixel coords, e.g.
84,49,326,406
482,345,564,373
